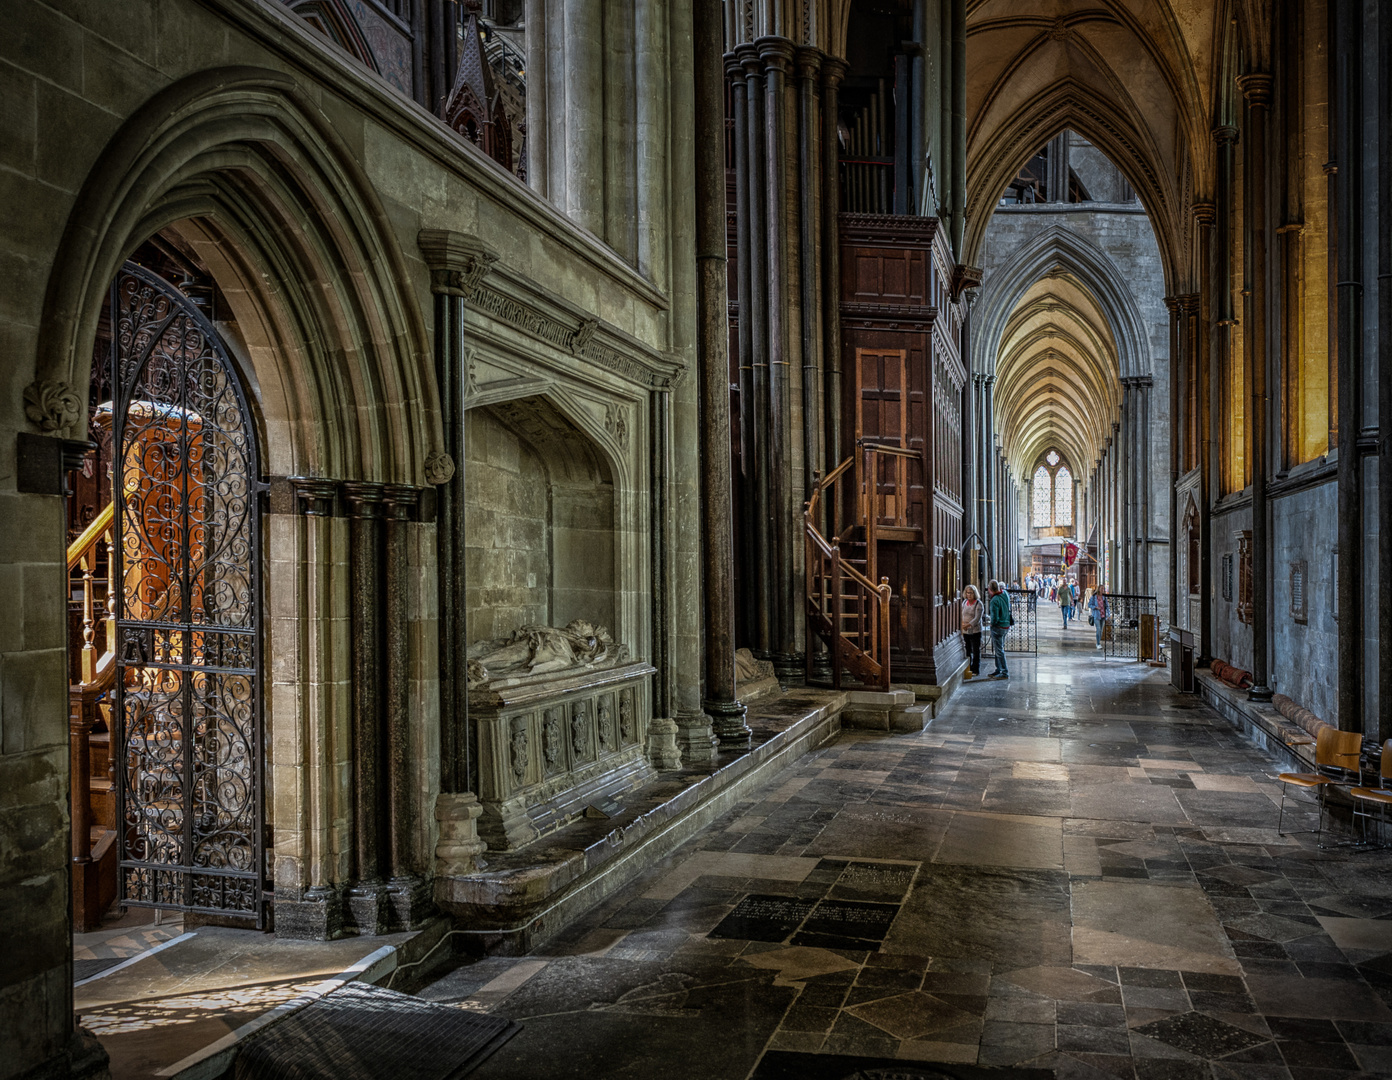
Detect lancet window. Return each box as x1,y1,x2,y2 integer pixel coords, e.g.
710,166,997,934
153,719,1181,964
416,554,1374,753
1031,450,1073,530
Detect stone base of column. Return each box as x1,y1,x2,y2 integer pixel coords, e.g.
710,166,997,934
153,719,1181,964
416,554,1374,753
706,699,751,750
433,792,488,879
772,652,805,685
807,642,832,684
275,884,345,941
1247,684,1274,703
647,717,684,769
345,880,388,936
674,711,717,763
387,875,433,930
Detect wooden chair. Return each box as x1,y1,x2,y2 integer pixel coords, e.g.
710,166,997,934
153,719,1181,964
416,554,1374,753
1276,726,1363,842
1350,740,1392,847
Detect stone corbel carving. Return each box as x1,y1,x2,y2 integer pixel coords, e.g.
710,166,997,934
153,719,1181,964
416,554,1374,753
418,229,499,302
424,451,455,486
509,717,529,785
24,379,83,434
434,792,488,877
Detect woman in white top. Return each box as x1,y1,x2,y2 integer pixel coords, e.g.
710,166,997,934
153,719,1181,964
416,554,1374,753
961,585,984,678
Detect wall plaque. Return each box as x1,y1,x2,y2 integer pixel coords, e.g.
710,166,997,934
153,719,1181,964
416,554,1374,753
1290,560,1308,624
1221,552,1233,602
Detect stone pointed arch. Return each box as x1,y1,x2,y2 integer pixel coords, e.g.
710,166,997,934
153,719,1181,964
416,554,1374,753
964,79,1180,286
971,223,1154,382
33,66,437,484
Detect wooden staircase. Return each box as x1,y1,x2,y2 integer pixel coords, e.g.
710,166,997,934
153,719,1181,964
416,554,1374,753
803,442,916,691
68,502,119,933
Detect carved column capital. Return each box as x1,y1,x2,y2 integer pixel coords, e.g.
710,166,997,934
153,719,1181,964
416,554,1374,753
417,229,499,301
1212,125,1239,148
794,45,822,82
820,55,848,89
1191,200,1216,227
735,41,760,78
289,476,339,517
1236,72,1273,107
341,480,387,518
724,50,744,81
755,35,796,73
382,484,421,521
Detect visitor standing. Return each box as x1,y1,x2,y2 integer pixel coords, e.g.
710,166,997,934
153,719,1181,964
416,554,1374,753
1089,585,1108,650
960,585,983,679
987,580,1012,679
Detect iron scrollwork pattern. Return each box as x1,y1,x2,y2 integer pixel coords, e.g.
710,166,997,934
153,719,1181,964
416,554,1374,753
111,262,265,923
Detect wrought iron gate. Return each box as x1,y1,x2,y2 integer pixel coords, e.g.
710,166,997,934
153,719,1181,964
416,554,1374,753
1004,589,1038,654
1101,594,1160,661
111,262,266,923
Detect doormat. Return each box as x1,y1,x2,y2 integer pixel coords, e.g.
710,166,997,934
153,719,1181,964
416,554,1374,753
72,956,125,982
751,1051,1054,1080
234,981,518,1080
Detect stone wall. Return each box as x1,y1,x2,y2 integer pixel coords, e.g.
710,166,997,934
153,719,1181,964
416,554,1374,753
0,0,704,1069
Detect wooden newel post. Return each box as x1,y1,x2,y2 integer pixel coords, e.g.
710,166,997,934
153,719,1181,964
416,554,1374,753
70,696,93,863
878,577,892,691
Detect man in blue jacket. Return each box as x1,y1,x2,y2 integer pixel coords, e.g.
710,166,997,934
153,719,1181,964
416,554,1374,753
987,580,1013,679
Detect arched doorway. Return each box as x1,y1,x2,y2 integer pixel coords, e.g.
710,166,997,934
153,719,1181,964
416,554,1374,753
72,249,267,925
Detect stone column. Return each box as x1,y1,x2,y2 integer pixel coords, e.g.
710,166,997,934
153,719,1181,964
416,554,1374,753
728,52,758,647
1193,203,1216,659
563,0,604,235
419,230,497,794
740,43,772,657
1137,376,1153,597
1379,6,1392,744
1332,3,1364,730
523,0,548,198
342,480,386,934
983,375,996,570
695,0,748,746
669,0,717,763
1165,296,1182,624
759,35,801,682
1239,72,1274,702
797,46,822,499
821,57,847,474
382,484,427,926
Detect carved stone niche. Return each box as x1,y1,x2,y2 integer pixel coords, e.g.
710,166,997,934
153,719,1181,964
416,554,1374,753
471,660,656,850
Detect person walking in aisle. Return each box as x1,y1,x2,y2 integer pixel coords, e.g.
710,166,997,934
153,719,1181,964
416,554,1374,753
987,580,1013,679
1058,578,1075,629
1089,584,1108,650
961,585,983,679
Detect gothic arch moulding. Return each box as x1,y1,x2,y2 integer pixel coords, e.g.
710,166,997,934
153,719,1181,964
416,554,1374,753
971,223,1154,382
33,66,436,485
964,80,1181,288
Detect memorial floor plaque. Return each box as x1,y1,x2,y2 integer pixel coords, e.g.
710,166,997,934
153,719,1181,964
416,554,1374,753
790,899,899,951
827,860,917,903
707,895,818,943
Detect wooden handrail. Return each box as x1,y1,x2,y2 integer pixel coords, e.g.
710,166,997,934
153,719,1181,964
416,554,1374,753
803,452,894,691
67,501,114,570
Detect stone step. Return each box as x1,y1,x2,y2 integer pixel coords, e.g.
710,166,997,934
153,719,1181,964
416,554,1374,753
434,689,847,954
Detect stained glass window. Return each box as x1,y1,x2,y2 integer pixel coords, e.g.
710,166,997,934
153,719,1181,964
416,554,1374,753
1054,466,1073,526
1032,465,1052,527
1046,450,1060,467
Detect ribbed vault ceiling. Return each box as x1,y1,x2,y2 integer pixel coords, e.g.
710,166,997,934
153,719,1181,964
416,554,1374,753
993,272,1121,479
962,0,1234,279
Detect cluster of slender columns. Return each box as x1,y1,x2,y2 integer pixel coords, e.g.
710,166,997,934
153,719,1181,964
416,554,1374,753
288,478,428,935
727,34,836,681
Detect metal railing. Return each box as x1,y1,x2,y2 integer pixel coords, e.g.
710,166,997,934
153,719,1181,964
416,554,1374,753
1003,589,1038,655
1100,594,1160,661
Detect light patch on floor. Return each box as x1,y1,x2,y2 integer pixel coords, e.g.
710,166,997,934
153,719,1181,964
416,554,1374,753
737,945,860,985
1315,916,1392,952
1071,879,1239,973
643,851,820,901
1187,774,1261,792
1012,761,1070,781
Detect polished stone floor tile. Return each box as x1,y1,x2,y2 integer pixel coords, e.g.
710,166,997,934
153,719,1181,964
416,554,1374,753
427,642,1392,1079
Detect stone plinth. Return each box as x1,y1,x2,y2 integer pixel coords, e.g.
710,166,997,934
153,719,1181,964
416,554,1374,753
840,688,930,732
471,660,657,851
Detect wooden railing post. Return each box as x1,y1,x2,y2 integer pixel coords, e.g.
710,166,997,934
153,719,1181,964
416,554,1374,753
69,693,94,863
79,548,96,685
877,577,892,690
